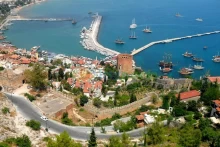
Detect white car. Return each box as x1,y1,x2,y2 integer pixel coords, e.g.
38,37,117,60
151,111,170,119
40,116,48,121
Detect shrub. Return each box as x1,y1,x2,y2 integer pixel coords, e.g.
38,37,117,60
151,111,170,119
2,107,9,114
61,112,74,126
0,66,4,71
26,120,41,130
24,93,36,102
80,95,88,106
79,108,84,112
93,98,102,108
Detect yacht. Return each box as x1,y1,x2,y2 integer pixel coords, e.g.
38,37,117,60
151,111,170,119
192,57,204,62
213,52,220,58
31,46,40,52
72,19,77,24
160,67,172,73
179,68,194,75
196,18,203,22
213,57,220,63
175,13,181,17
143,26,152,33
182,51,194,57
129,31,137,39
129,18,137,29
194,63,204,70
115,38,125,44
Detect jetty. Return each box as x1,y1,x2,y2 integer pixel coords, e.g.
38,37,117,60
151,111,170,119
9,17,73,22
131,31,220,55
80,15,120,56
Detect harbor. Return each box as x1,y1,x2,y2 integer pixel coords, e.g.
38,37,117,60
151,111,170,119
80,14,120,56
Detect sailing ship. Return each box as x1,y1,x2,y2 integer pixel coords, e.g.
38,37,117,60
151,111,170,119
142,26,152,33
129,31,137,39
213,52,220,59
72,19,77,24
159,53,173,68
194,63,204,70
192,57,204,62
115,38,125,44
182,51,194,57
129,18,137,29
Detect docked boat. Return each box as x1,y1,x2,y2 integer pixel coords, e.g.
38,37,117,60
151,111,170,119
129,31,137,39
160,67,172,73
175,13,181,17
1,41,11,44
192,57,204,62
142,26,152,33
182,51,194,57
31,46,40,52
213,52,220,58
196,18,203,22
213,57,220,63
179,68,194,75
0,35,6,40
130,18,137,29
115,38,125,44
194,63,204,70
72,19,77,24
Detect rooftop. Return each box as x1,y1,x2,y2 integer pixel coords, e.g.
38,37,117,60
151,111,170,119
207,76,220,84
177,90,200,100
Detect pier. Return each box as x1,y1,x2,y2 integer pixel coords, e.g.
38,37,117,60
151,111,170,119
9,17,73,22
80,15,120,56
131,31,220,56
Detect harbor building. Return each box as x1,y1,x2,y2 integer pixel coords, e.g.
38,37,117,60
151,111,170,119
117,54,134,76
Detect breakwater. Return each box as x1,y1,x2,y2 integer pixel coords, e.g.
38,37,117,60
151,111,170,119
80,15,120,56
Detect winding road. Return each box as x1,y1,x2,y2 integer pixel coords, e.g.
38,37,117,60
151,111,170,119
4,93,145,140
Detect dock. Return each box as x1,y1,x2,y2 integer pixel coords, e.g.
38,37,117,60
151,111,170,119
9,18,73,22
131,31,220,56
80,15,120,56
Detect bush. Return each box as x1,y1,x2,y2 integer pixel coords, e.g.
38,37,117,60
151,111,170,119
24,93,36,102
2,107,9,114
80,95,88,106
93,98,102,108
4,135,31,147
0,66,4,71
61,112,74,126
26,120,41,130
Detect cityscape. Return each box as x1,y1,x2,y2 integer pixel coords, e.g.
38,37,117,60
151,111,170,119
0,0,220,146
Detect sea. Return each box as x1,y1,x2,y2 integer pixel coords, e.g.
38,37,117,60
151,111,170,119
2,0,220,78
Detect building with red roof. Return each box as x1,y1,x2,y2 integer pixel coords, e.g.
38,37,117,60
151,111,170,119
176,90,200,102
211,100,220,118
207,77,220,84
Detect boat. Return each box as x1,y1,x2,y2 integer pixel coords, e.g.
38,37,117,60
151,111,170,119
182,51,194,57
160,67,172,73
1,41,11,44
213,52,220,58
175,13,181,17
31,46,40,52
194,63,204,70
72,19,77,24
159,53,173,68
129,31,137,39
130,18,137,29
0,35,6,40
203,46,207,49
192,57,204,62
196,18,203,22
213,57,220,63
142,26,152,33
115,38,125,44
88,12,92,14
179,68,194,75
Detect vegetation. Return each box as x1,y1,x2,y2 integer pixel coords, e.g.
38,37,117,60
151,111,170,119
106,133,133,147
61,112,74,126
104,64,118,86
26,120,41,130
93,98,102,108
47,131,82,147
80,95,88,106
2,107,9,114
0,66,4,71
2,135,31,147
24,93,36,102
113,116,136,132
24,63,47,90
88,127,97,147
147,122,165,145
0,4,10,16
95,113,121,126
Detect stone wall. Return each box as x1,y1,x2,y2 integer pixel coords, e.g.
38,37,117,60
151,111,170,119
84,92,156,119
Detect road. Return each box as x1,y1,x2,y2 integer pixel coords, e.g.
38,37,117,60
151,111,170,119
4,93,145,140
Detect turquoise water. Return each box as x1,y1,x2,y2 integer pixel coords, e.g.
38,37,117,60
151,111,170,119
3,0,220,78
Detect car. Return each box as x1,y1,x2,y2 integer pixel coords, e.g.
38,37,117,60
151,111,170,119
40,116,48,121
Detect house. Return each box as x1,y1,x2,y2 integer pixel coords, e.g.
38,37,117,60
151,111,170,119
176,90,200,102
211,100,220,118
144,114,155,124
207,77,220,84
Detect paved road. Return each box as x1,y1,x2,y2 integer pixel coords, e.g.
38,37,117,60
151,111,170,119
4,93,145,140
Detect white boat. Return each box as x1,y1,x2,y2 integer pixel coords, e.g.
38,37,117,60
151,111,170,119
175,13,181,17
194,63,204,70
31,46,40,51
129,18,137,29
213,58,220,63
196,18,203,22
129,31,137,39
143,26,152,33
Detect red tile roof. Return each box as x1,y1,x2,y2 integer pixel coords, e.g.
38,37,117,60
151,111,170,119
216,107,220,112
213,100,220,107
67,78,74,85
83,82,92,93
207,77,220,84
77,60,85,65
177,90,201,100
135,115,144,121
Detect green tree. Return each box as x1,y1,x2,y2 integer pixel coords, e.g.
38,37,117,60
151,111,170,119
93,98,102,108
162,95,170,110
26,120,41,130
1,107,9,114
121,132,131,146
48,68,52,80
24,63,47,90
58,68,64,81
101,85,107,97
130,93,137,103
61,112,73,126
178,125,201,147
47,131,81,147
108,136,122,147
88,127,97,147
187,100,198,112
80,95,88,106
0,142,9,147
147,122,165,145
15,135,31,147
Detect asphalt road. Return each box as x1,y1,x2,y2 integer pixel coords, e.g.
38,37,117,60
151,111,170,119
4,93,145,140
